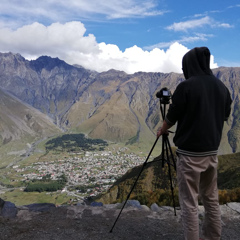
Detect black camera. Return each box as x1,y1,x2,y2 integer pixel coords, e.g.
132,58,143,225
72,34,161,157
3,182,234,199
156,87,172,104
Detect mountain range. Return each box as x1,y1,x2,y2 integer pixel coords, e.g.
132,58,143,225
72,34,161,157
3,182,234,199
0,52,240,166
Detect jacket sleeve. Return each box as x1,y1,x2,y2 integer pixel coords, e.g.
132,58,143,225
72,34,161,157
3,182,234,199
165,82,187,125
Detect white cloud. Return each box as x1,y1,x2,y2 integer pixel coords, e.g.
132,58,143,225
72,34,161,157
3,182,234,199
0,21,99,58
55,0,165,18
217,23,233,28
227,4,240,9
0,21,218,74
166,16,212,32
210,55,218,69
145,33,214,50
166,16,233,32
0,0,165,29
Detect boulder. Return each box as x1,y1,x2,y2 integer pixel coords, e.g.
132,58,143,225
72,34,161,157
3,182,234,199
1,201,17,219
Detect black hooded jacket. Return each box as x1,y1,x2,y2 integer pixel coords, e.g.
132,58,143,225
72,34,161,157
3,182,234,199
165,47,232,156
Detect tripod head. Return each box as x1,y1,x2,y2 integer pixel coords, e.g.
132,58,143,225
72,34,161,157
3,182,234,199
156,87,172,120
156,87,172,104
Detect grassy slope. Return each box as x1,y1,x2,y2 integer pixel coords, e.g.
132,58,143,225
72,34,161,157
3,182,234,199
218,152,240,189
0,189,71,206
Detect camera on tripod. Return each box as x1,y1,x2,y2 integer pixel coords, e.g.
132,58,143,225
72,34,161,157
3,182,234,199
156,87,172,104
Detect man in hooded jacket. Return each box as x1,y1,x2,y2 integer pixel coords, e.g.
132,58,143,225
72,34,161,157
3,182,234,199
157,47,232,240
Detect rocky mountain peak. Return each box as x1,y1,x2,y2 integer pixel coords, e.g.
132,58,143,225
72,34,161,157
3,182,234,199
0,52,26,72
0,52,25,61
30,55,73,72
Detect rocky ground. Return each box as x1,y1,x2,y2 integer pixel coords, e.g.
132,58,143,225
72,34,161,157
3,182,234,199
0,200,240,240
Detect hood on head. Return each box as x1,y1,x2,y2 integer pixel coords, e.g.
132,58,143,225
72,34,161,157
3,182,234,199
182,47,213,79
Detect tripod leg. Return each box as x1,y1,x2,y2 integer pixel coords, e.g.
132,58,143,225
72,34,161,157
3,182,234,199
165,145,177,216
166,137,176,170
109,136,160,233
162,135,165,168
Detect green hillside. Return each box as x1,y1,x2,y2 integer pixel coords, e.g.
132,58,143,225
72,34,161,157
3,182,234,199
96,151,240,207
218,152,240,189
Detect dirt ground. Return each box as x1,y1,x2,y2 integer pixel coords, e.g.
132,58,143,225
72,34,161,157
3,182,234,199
0,203,240,240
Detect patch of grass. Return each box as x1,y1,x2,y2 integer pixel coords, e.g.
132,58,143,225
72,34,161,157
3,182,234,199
218,152,240,171
126,130,140,145
0,189,74,206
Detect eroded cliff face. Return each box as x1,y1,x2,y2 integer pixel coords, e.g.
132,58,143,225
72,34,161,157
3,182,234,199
214,67,240,153
0,52,239,153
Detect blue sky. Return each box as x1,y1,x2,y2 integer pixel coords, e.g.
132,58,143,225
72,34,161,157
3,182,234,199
0,0,239,74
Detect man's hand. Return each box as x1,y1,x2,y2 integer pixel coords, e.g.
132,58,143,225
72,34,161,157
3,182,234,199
157,120,172,137
157,128,168,137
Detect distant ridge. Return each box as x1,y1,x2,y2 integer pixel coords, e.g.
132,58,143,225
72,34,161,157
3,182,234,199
0,52,240,155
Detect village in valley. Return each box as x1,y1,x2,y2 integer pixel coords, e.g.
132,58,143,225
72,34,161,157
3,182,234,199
10,147,147,202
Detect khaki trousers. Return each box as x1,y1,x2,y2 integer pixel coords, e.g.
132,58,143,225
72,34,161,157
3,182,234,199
177,154,222,240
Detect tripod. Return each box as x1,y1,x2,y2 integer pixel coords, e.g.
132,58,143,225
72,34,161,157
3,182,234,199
109,88,177,233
